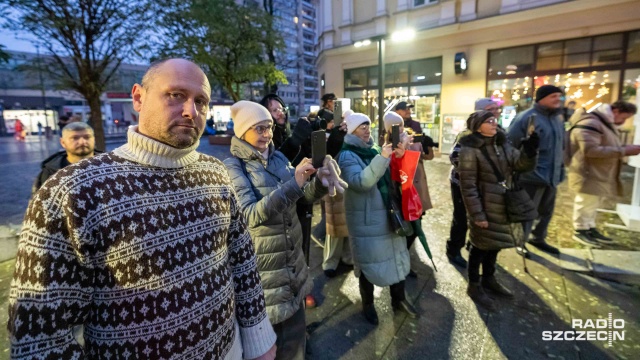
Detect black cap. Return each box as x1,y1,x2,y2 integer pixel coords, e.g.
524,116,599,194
395,101,414,110
321,93,337,102
535,85,563,102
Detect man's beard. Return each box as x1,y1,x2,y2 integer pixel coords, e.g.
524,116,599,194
72,147,93,157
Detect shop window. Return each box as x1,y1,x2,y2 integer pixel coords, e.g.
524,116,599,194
410,57,443,83
368,67,379,86
385,63,409,85
488,45,534,76
594,34,622,51
344,68,369,88
537,41,563,70
565,53,590,69
622,68,640,102
626,31,640,63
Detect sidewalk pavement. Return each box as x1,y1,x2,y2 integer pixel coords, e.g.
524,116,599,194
0,144,639,358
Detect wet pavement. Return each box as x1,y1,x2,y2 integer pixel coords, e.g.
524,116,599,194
0,136,639,359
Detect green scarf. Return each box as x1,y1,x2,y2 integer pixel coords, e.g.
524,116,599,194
341,142,391,208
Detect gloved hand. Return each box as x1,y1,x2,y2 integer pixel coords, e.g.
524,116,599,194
520,132,540,157
316,155,349,196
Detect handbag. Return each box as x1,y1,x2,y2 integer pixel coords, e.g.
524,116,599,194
479,146,538,223
388,180,414,236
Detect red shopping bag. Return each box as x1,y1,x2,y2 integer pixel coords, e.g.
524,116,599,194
391,150,423,221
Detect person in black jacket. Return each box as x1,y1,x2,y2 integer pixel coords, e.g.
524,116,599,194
259,94,312,163
32,122,97,194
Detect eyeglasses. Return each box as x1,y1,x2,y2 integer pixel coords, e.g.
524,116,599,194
270,107,286,113
483,118,498,124
252,124,273,135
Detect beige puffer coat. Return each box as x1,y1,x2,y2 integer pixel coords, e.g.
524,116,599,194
324,192,349,238
567,105,625,197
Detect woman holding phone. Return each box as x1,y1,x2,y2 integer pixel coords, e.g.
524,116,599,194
337,112,418,325
224,101,345,359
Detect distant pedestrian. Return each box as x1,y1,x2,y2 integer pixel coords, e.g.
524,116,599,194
395,101,422,134
32,122,98,194
13,119,25,141
508,85,565,257
37,121,42,136
567,101,640,246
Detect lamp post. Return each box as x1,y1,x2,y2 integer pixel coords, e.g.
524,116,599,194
354,29,416,144
35,45,49,128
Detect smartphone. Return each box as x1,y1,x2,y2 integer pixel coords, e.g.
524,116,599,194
334,100,343,120
391,124,400,150
311,130,327,168
527,114,536,137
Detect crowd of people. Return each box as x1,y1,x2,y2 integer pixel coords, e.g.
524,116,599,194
8,58,639,359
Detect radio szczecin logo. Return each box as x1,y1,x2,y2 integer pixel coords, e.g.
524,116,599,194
542,313,624,346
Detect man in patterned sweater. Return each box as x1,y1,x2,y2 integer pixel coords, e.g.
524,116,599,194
8,58,277,359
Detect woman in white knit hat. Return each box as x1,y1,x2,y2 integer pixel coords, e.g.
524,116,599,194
336,112,418,325
223,100,346,360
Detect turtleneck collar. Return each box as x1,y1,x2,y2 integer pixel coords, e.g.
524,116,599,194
113,126,200,168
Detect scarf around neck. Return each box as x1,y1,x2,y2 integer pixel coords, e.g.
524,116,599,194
341,135,392,208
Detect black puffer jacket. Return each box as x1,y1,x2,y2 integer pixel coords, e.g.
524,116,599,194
458,131,536,250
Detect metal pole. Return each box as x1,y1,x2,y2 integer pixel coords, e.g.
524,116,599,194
35,45,48,128
377,38,385,145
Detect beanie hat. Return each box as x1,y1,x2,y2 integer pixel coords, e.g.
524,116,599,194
383,111,403,132
342,109,354,119
474,98,496,111
467,110,495,132
345,113,371,134
535,85,563,102
231,100,272,138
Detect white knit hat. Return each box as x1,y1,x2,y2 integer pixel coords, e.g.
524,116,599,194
383,111,403,132
345,113,371,134
342,109,354,119
231,100,272,138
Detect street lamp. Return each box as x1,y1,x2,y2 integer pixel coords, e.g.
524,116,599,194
354,29,416,144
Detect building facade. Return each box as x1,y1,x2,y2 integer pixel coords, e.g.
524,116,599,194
316,0,640,151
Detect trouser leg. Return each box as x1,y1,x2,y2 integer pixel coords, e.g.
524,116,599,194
273,302,307,360
322,235,342,270
468,245,487,283
531,186,557,242
389,280,406,303
573,192,601,230
296,202,313,265
341,237,353,265
481,249,499,278
447,182,468,255
359,274,375,305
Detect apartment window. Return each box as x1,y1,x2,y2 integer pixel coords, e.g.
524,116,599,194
414,0,438,7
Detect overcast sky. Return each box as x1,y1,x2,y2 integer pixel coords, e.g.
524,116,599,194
1,28,38,53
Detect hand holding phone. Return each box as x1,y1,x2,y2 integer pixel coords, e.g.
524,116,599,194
527,114,536,137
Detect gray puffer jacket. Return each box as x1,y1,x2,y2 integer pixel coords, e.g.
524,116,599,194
337,134,409,286
458,131,537,250
224,137,326,324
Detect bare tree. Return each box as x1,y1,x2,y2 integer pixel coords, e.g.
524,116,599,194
1,0,153,150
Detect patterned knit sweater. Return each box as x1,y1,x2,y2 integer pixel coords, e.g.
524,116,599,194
8,127,276,359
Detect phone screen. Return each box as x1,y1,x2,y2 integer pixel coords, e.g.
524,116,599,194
311,130,327,168
527,114,536,137
391,125,400,150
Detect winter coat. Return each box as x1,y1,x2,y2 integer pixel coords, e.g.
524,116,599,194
458,131,537,251
409,142,433,212
337,134,410,286
508,103,565,187
323,192,349,238
223,137,327,324
32,150,103,194
567,104,625,197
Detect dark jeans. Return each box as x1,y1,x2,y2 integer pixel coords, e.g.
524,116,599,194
468,245,499,283
272,302,306,360
359,274,405,305
522,184,557,244
296,201,313,265
447,182,468,255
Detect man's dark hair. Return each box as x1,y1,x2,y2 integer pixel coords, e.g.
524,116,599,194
611,101,637,115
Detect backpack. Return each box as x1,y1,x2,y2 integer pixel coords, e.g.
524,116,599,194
563,110,609,166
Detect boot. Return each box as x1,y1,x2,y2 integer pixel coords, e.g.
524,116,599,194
529,240,560,255
482,276,514,298
467,282,495,311
362,303,378,325
392,299,419,318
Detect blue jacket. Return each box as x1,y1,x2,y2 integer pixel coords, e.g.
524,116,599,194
508,103,565,187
